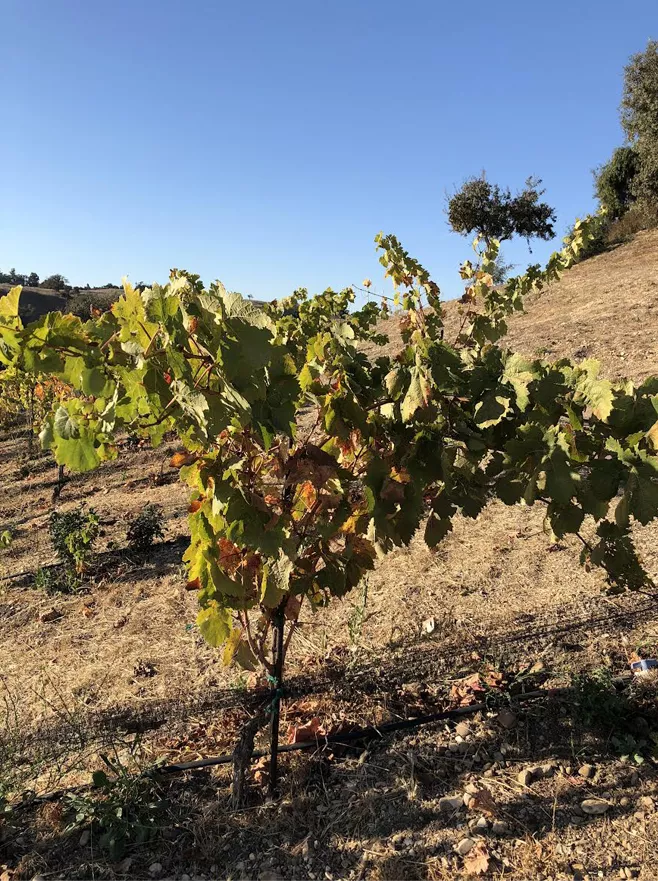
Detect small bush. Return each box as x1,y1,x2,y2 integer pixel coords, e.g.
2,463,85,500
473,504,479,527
37,507,100,592
606,206,649,243
65,757,164,859
126,503,164,553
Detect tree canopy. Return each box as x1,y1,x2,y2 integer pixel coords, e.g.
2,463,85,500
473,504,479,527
447,175,556,246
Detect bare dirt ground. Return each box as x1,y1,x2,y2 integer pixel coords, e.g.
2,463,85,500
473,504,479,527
3,233,658,880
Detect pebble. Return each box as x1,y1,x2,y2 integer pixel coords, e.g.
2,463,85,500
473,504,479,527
496,709,517,729
581,798,610,815
79,829,90,847
620,796,631,807
639,796,655,811
439,795,463,812
492,820,508,835
455,721,471,737
517,769,533,786
540,763,557,778
148,864,163,876
474,816,489,831
579,764,595,779
181,876,191,881
456,837,476,856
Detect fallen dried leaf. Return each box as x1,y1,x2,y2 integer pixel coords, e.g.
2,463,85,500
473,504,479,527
462,841,491,876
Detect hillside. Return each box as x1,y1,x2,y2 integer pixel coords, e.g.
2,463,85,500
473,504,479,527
371,227,658,383
2,234,658,880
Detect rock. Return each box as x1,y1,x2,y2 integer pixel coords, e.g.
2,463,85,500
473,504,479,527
116,858,133,874
639,796,655,811
439,795,463,812
492,820,508,836
78,829,91,846
455,722,471,738
620,796,631,807
456,837,476,856
581,798,610,815
540,763,557,778
148,864,163,876
40,607,62,623
493,751,505,763
474,816,489,831
448,741,460,753
579,764,595,779
496,709,517,729
181,875,191,881
517,769,534,786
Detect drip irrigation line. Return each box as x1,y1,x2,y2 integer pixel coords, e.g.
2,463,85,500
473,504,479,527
12,686,570,810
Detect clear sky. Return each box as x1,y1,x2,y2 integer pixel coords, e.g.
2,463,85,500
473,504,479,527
2,1,656,302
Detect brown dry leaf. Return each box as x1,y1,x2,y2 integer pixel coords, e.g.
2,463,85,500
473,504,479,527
188,499,203,514
468,787,498,816
287,717,325,744
185,577,201,591
252,755,269,785
462,841,491,876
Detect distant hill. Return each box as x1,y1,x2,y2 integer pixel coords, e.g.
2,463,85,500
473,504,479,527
0,284,67,322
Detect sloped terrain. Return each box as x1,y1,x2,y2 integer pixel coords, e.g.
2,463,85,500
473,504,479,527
2,233,658,880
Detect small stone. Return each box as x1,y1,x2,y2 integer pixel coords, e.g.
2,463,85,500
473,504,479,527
483,769,495,778
639,795,655,811
496,709,517,729
40,607,62,623
148,864,163,876
448,741,460,752
439,795,463,812
620,796,630,807
455,722,471,738
79,829,91,846
182,875,191,880
493,751,505,763
116,858,133,874
456,837,476,856
579,764,595,779
492,820,508,835
475,816,488,830
316,804,328,814
581,798,610,815
517,769,533,786
540,763,557,778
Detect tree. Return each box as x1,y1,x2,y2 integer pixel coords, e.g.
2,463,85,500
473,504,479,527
40,274,69,292
26,272,40,287
594,146,639,219
448,174,556,246
621,40,658,220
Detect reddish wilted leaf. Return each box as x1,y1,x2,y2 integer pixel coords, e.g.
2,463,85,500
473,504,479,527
299,480,317,510
252,755,269,785
185,577,201,591
287,717,325,744
218,538,242,574
462,841,491,876
188,499,203,514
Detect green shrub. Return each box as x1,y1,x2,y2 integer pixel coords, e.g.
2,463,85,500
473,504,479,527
126,503,165,553
594,146,639,219
65,757,164,859
36,507,100,592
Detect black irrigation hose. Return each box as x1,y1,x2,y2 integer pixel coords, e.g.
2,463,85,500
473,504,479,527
12,687,570,809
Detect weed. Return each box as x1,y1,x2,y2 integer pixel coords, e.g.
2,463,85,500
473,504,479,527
572,667,627,731
348,578,369,650
64,754,165,860
0,529,12,548
126,503,165,553
50,507,99,574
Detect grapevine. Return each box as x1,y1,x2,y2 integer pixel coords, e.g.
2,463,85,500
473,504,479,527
1,212,657,679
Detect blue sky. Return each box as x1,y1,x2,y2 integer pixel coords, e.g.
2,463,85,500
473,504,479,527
2,1,656,303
